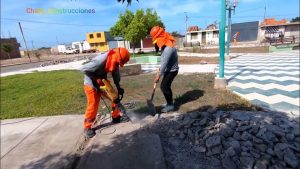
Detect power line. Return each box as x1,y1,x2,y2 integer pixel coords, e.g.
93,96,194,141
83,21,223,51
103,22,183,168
1,18,110,27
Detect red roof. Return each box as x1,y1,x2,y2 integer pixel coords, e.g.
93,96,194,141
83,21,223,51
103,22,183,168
187,26,200,32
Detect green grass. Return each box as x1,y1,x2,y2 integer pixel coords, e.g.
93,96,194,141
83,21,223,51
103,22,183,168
1,70,86,119
1,71,260,119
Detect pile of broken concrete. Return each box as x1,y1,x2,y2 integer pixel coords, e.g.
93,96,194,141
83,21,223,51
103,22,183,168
147,110,300,169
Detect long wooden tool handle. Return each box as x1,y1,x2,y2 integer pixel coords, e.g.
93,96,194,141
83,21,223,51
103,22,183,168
150,82,157,101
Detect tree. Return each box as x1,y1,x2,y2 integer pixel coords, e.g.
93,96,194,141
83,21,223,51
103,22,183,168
144,9,164,33
117,0,138,6
125,9,147,54
2,44,12,60
291,17,300,22
110,9,164,56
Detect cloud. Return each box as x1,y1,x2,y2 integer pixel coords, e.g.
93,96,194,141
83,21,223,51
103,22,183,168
136,0,208,17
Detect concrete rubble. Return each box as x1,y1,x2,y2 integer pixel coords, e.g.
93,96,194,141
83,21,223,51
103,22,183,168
143,110,300,169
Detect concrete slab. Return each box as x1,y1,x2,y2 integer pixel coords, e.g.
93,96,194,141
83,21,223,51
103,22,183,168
1,115,83,169
77,122,167,169
125,109,150,123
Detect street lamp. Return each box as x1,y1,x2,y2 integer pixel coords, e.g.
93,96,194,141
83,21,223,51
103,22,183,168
226,0,238,55
214,0,227,89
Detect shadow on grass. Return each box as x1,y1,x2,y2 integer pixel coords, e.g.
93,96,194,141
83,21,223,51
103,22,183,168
174,89,204,111
17,103,300,169
133,89,204,116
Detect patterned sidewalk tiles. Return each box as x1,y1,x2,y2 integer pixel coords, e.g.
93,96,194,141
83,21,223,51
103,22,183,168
215,51,300,117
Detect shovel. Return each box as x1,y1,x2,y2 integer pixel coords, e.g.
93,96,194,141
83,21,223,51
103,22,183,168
147,82,157,116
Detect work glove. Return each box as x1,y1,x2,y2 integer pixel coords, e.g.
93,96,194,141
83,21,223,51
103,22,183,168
117,87,124,101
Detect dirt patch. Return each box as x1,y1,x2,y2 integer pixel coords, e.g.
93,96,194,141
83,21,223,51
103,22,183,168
178,56,219,64
120,74,260,115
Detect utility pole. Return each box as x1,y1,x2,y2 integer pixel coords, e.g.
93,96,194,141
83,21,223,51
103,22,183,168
18,22,31,62
184,12,188,32
184,12,188,44
214,0,227,89
226,0,238,56
56,36,59,45
31,40,35,51
264,0,267,19
264,5,266,19
8,31,12,38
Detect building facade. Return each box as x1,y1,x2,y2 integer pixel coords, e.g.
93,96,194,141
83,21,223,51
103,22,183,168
186,27,226,46
259,18,300,42
0,38,21,60
86,31,112,52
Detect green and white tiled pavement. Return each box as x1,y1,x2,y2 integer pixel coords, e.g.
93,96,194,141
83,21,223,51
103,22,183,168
216,51,300,116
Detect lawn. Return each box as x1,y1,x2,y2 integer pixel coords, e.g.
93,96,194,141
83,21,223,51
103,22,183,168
0,70,259,119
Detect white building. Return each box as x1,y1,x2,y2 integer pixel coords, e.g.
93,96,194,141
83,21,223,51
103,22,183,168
57,45,66,53
186,26,227,46
72,41,90,53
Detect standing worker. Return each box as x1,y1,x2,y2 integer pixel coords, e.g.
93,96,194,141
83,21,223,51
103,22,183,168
80,47,130,138
150,26,179,113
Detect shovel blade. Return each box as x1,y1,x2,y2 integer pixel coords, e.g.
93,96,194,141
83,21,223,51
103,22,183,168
147,99,156,116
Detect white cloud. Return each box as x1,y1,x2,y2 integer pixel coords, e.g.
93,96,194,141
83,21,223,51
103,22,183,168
136,0,208,17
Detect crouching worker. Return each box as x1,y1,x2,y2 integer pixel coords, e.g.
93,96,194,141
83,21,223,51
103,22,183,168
150,26,179,113
80,48,130,138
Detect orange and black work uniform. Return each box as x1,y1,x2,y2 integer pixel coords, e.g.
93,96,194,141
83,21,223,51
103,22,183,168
80,52,121,129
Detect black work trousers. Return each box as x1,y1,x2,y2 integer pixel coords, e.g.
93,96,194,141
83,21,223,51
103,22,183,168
160,71,178,105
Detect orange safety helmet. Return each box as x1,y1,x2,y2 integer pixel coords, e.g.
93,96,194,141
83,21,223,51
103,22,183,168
150,26,164,41
105,47,130,72
113,47,130,67
150,26,175,48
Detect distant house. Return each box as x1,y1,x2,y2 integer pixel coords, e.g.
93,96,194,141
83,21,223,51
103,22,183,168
186,21,260,46
0,38,21,60
259,18,300,42
72,41,90,53
186,25,222,46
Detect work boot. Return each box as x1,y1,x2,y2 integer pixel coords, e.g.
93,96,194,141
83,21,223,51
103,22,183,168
161,103,167,108
112,116,121,123
161,104,174,113
84,128,96,138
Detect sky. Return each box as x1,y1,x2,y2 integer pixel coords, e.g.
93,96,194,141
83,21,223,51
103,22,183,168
1,0,299,49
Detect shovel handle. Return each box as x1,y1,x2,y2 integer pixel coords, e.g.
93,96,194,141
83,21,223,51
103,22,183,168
150,70,159,101
150,82,157,101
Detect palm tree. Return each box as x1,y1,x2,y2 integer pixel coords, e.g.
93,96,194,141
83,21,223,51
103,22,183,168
117,0,138,5
2,44,12,60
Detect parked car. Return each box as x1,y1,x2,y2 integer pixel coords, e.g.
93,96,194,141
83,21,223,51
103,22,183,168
82,49,97,53
65,48,79,54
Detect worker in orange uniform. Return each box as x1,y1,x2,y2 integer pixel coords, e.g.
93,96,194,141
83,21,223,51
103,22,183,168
80,47,130,138
150,26,179,113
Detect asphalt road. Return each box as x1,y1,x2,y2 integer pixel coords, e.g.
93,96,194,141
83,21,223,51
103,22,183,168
0,61,50,74
0,53,98,74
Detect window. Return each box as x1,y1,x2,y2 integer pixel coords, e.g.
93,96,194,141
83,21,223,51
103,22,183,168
89,34,94,39
191,33,198,40
90,43,95,47
213,31,219,38
97,33,101,38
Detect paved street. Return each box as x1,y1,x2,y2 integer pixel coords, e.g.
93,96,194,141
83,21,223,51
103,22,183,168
216,51,300,116
1,115,83,169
